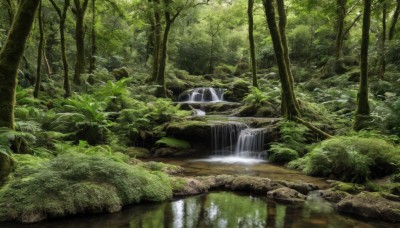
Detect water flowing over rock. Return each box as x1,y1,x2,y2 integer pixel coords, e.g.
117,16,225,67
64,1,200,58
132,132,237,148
235,128,266,158
179,87,225,102
211,122,247,155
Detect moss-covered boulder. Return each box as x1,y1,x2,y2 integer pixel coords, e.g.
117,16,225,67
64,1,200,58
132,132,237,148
267,187,307,205
124,147,151,158
0,152,11,185
153,137,194,157
0,153,172,223
336,192,400,222
317,190,350,203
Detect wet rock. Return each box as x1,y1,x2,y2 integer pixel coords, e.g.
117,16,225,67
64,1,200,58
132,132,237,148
336,192,400,222
154,147,195,157
316,190,350,203
173,177,211,196
267,187,307,205
276,180,319,195
212,175,282,194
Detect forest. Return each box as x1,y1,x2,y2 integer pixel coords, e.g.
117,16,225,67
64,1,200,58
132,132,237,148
0,0,400,226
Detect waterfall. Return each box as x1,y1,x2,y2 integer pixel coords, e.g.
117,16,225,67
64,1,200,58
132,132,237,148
180,87,225,102
234,128,266,158
211,123,267,159
211,122,247,155
193,109,206,116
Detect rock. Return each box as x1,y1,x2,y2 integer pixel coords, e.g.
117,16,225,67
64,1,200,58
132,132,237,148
0,152,11,184
154,147,194,157
276,180,319,195
267,187,307,204
173,177,211,196
316,190,350,203
112,67,129,81
212,175,282,194
125,147,151,158
336,192,400,222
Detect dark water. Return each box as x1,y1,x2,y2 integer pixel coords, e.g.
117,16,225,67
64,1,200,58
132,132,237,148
2,192,396,228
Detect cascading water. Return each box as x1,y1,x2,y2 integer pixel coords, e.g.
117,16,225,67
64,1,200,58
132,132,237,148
193,109,206,116
211,123,267,160
180,87,225,102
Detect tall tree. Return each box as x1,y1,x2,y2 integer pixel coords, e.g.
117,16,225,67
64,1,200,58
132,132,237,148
88,0,96,74
248,0,258,88
34,0,45,98
262,0,300,120
389,0,400,40
72,0,90,85
379,0,387,79
149,0,162,83
0,0,40,129
354,0,371,131
49,0,72,98
335,0,346,73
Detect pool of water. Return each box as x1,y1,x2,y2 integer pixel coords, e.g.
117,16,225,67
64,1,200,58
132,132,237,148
2,192,396,228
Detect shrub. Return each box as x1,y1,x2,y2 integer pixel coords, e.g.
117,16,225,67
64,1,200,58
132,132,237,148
268,144,299,163
155,137,191,149
288,136,400,183
0,153,172,223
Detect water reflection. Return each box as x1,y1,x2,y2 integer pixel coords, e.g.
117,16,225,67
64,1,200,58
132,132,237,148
1,192,397,228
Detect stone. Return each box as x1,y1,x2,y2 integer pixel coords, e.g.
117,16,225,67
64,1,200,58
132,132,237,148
125,147,151,158
173,178,211,196
276,180,319,195
336,192,400,222
267,187,307,205
316,190,350,203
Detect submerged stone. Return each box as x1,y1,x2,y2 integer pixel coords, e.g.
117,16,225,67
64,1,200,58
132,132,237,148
267,187,307,205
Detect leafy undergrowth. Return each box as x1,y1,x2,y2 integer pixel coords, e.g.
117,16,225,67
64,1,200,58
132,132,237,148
288,135,400,183
0,152,173,223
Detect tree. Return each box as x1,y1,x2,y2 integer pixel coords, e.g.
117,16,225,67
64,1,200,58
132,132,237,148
335,0,346,72
262,0,300,120
0,0,40,129
389,0,400,40
49,0,72,98
72,0,90,85
248,0,258,88
34,0,45,98
378,0,387,79
88,0,96,74
354,0,371,131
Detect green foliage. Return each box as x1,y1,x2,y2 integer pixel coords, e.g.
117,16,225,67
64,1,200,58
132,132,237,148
288,136,400,183
155,137,191,149
243,87,270,107
0,153,173,223
268,144,299,163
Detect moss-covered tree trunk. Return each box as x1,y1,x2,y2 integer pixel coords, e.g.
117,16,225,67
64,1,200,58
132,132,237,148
335,0,346,63
49,0,71,97
73,0,89,85
5,0,14,27
248,0,258,88
150,0,162,83
263,0,300,120
0,0,40,129
34,0,45,98
379,0,387,79
156,19,171,98
354,0,371,131
389,0,400,40
88,0,96,74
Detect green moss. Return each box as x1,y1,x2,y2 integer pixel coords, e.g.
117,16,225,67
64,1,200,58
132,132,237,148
0,152,11,185
268,145,299,163
0,153,172,223
330,182,365,194
288,136,400,183
155,137,191,149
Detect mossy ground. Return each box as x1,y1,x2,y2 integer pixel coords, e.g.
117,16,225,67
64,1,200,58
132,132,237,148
0,153,173,223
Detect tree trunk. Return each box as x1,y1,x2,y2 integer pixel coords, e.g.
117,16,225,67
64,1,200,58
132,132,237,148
335,0,347,74
150,0,162,83
88,0,96,74
73,0,89,85
5,0,14,27
156,20,171,98
34,0,45,98
49,0,71,97
263,0,300,120
248,0,258,88
379,0,387,79
389,0,400,40
354,0,371,131
0,0,40,129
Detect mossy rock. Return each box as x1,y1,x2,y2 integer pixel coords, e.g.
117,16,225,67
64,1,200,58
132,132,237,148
268,147,299,163
0,153,11,185
112,67,129,81
0,153,172,223
155,137,191,149
124,147,151,158
330,181,365,194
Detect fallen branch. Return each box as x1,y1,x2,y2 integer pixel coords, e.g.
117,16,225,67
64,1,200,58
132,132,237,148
293,117,332,139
